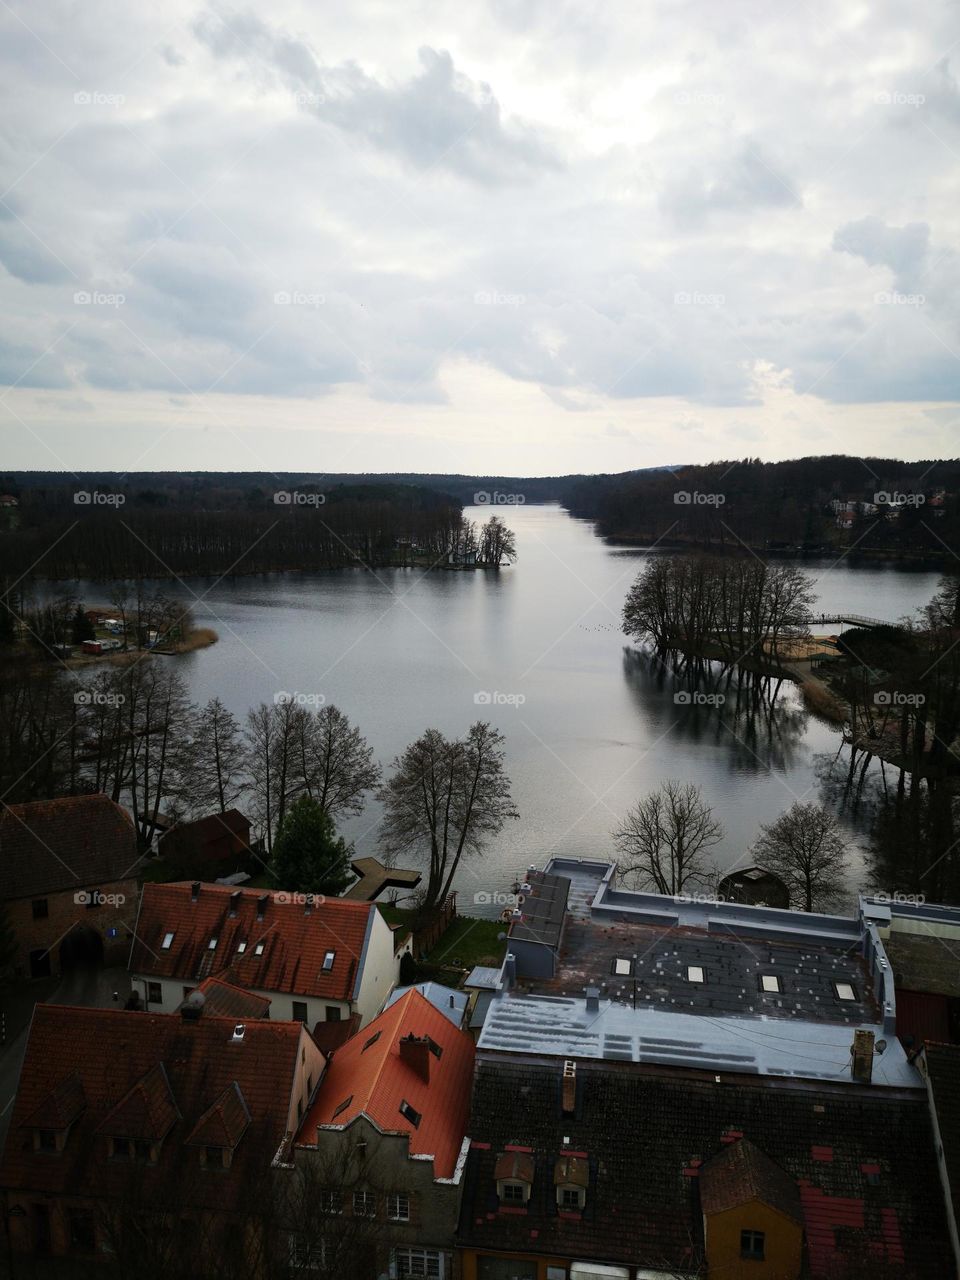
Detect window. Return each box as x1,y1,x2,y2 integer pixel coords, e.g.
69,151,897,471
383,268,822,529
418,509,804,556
394,1247,443,1278
112,1136,130,1159
332,1095,353,1119
613,957,633,977
500,1181,527,1205
135,1140,152,1163
387,1192,410,1221
207,936,218,950
37,1129,58,1153
254,941,265,956
558,1187,583,1211
741,1229,765,1260
325,1006,342,1022
237,940,247,954
399,1099,421,1127
204,1146,228,1169
290,1234,326,1270
322,950,336,971
32,898,48,920
353,1190,376,1217
835,981,857,1001
760,974,781,993
318,1189,342,1215
687,965,705,983
292,1001,308,1023
161,932,175,949
147,982,162,1005
68,1210,95,1254
362,1031,382,1052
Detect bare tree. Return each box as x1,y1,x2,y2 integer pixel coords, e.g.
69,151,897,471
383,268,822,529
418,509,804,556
296,704,381,820
478,515,517,567
613,780,722,895
182,696,247,814
379,721,519,909
750,801,849,911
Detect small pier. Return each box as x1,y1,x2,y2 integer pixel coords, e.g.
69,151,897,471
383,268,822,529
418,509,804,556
343,856,422,902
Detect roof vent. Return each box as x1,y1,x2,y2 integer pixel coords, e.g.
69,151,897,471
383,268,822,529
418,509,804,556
510,909,523,919
231,1024,246,1043
190,881,201,902
585,987,600,1013
520,883,532,894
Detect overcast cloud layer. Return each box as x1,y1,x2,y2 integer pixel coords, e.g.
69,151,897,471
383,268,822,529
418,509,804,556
2,0,960,474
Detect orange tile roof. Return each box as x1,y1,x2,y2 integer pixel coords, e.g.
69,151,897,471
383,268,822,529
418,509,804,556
130,882,374,1001
297,988,474,1179
185,1082,251,1149
1,1005,306,1214
191,976,271,1019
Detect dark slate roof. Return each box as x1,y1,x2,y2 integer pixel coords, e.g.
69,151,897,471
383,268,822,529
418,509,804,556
459,1056,952,1278
508,869,570,949
923,1043,960,1227
700,1137,802,1224
0,795,137,899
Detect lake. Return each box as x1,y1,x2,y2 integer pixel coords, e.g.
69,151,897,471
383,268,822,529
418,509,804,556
55,504,945,912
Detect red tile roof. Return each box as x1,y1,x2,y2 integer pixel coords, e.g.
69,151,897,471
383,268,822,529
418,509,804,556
130,882,374,1001
185,1082,251,1149
96,1063,180,1142
1,1005,307,1213
297,988,474,1179
700,1138,803,1224
0,794,138,899
190,976,271,1019
22,1073,85,1132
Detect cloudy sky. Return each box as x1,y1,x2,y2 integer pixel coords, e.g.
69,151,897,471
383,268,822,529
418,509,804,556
2,0,960,476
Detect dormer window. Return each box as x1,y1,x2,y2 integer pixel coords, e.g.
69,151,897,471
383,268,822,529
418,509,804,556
495,1151,534,1206
109,1136,155,1163
554,1154,588,1212
161,932,175,950
559,1186,585,1211
203,1145,230,1170
501,1181,528,1205
36,1129,58,1153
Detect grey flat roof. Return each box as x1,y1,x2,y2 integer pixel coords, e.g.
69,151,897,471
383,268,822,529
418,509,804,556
478,992,919,1088
384,982,467,1026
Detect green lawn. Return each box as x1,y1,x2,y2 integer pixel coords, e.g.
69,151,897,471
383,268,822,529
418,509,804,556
424,915,506,969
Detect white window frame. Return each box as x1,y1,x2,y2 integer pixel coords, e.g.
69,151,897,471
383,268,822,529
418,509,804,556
760,974,780,993
387,1191,410,1222
353,1189,377,1218
318,1189,341,1215
835,981,856,1001
499,1180,528,1205
289,1233,326,1270
392,1247,444,1278
687,965,704,983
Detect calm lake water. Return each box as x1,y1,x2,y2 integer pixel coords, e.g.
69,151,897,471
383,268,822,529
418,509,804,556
58,505,944,912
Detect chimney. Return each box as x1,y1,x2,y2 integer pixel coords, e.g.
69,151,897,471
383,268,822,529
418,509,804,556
562,1060,577,1115
190,881,201,902
229,890,241,916
180,990,205,1022
398,1034,431,1082
585,987,600,1013
852,1029,875,1083
256,894,269,921
502,953,517,991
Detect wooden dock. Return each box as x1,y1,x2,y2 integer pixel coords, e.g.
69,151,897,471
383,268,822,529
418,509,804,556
343,856,422,902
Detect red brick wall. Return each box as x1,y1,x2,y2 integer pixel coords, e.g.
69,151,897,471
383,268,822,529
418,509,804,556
6,878,138,977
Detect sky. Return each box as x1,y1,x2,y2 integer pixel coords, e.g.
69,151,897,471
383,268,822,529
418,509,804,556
2,0,960,476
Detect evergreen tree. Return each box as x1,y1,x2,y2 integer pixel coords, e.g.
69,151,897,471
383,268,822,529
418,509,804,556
71,604,96,645
270,795,353,897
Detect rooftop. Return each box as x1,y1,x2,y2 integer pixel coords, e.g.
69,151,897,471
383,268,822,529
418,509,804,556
129,882,375,1002
184,976,272,1020
296,988,475,1180
1,1005,308,1213
0,794,138,899
459,1055,952,1276
384,982,468,1026
507,867,570,950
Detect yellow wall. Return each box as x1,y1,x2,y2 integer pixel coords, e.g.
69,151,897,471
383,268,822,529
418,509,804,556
705,1200,802,1280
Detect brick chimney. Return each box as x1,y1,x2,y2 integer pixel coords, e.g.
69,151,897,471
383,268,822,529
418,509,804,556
190,881,201,902
399,1034,431,1082
852,1029,875,1083
562,1060,577,1115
